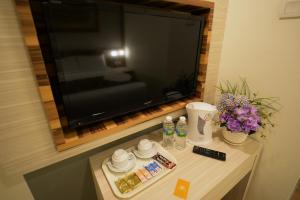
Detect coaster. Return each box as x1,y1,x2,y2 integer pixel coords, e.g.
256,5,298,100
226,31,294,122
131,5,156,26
174,178,190,199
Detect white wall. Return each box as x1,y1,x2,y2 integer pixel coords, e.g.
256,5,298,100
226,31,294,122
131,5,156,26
218,0,300,199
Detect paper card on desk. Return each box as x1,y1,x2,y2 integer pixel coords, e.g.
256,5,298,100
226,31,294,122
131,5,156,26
174,178,190,199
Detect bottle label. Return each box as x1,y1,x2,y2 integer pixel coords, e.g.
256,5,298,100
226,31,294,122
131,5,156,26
176,128,186,137
163,127,174,136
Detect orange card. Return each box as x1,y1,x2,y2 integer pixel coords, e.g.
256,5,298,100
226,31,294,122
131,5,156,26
174,178,190,199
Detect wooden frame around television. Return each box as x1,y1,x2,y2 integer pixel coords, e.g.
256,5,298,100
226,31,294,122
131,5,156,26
15,0,214,151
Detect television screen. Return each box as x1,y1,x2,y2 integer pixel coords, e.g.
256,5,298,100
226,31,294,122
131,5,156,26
42,0,204,128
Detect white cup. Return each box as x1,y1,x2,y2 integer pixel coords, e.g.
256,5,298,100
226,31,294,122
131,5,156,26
137,139,154,155
112,149,131,169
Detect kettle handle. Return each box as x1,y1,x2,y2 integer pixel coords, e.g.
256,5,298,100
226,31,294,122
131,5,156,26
198,113,214,136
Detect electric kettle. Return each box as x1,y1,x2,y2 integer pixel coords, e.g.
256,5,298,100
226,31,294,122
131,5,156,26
186,102,217,145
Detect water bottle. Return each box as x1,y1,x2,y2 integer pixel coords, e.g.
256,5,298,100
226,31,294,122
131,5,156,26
175,116,187,150
163,116,175,149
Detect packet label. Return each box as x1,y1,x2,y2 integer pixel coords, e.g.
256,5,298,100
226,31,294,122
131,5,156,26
174,179,190,199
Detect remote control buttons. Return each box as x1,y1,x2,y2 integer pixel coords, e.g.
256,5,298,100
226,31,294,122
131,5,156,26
192,146,226,161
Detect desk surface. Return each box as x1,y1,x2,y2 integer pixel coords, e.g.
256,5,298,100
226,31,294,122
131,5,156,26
89,130,261,200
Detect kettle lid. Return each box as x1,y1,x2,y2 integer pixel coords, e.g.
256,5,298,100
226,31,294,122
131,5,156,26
186,102,216,111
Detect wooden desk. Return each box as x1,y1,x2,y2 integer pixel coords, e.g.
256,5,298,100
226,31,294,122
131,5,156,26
89,129,261,200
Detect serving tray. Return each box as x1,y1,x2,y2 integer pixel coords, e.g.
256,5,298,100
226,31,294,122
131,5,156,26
101,141,177,199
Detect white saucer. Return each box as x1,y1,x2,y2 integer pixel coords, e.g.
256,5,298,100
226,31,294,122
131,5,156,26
106,153,136,173
133,143,157,159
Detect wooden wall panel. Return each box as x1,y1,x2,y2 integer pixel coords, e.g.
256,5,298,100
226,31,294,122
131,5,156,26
15,0,65,149
203,1,228,104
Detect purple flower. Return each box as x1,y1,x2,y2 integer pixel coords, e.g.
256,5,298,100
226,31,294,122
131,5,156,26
217,93,236,112
234,95,250,107
250,106,257,115
227,118,242,132
234,107,249,116
220,112,230,123
245,117,259,131
237,115,248,122
218,96,261,134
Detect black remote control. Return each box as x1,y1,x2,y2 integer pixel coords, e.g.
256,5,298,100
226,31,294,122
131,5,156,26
192,146,226,161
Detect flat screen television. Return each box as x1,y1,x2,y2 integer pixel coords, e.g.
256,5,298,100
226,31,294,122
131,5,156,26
40,0,205,128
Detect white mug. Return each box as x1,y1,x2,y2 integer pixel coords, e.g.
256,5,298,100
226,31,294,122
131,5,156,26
112,149,132,169
137,139,153,155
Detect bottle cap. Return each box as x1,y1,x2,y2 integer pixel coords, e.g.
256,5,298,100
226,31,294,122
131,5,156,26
179,116,186,121
166,116,173,122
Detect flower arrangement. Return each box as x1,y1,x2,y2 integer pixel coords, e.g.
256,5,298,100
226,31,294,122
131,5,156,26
217,79,280,136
